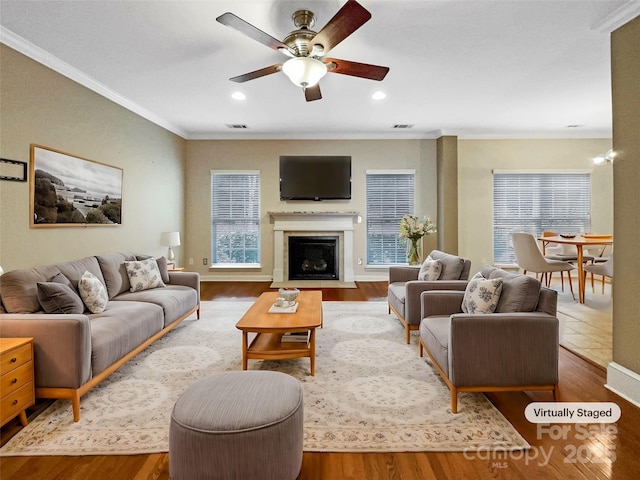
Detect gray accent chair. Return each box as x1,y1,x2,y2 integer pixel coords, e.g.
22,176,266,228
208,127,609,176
419,266,559,413
388,250,471,344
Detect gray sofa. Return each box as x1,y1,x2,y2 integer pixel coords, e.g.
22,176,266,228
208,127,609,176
0,253,200,421
388,250,471,343
419,265,559,413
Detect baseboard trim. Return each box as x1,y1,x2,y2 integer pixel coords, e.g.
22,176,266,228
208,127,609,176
605,362,640,408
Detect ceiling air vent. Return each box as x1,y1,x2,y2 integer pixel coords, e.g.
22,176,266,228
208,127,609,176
392,124,414,129
226,124,248,129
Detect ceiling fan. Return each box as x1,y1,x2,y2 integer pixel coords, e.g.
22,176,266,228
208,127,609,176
216,0,390,102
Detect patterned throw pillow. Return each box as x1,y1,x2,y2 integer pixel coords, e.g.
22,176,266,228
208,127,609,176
78,271,109,313
418,256,443,281
124,258,165,292
461,272,503,314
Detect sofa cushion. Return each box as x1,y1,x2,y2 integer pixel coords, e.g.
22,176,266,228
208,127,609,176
79,271,109,313
89,301,164,375
428,250,465,280
37,281,85,314
96,253,137,299
420,316,451,377
418,256,442,281
461,273,503,314
0,265,61,313
125,258,165,292
483,266,542,313
57,256,106,291
114,285,198,327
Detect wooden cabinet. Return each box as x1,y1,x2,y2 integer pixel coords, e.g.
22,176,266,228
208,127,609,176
1,338,35,427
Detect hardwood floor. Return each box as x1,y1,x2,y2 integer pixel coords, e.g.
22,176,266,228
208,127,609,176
1,281,638,480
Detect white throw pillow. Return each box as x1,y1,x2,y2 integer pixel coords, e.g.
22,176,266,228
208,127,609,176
124,258,165,292
78,271,108,313
461,272,503,314
418,256,443,281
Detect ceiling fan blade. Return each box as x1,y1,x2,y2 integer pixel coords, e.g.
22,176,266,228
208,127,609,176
304,84,322,102
216,12,292,54
309,0,371,55
325,58,389,81
230,64,282,83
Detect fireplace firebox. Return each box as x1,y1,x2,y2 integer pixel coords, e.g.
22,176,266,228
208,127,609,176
288,236,338,280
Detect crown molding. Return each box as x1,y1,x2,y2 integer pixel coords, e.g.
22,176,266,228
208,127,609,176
591,0,640,33
1,26,188,139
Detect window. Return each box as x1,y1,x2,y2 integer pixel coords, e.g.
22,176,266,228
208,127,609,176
366,170,415,265
493,171,591,264
211,171,260,266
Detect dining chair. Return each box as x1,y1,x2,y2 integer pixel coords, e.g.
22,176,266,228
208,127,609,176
511,232,575,297
541,231,594,291
584,252,613,294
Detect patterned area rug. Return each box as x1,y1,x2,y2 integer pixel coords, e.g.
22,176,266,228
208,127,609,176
0,301,529,456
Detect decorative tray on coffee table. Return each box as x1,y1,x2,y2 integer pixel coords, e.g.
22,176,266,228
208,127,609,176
268,302,299,314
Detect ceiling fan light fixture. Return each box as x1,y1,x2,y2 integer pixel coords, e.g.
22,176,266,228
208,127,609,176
282,56,327,88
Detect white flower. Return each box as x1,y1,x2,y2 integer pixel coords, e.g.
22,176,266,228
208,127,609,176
399,214,436,240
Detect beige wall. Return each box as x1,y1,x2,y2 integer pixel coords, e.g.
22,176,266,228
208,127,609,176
437,136,459,254
0,45,186,270
610,16,640,393
458,138,613,275
185,139,437,280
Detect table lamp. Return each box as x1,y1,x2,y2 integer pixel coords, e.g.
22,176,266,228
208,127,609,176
160,232,180,262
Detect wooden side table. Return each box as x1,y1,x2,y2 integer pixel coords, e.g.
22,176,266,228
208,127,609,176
1,337,35,427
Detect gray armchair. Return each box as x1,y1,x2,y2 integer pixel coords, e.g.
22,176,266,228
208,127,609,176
419,266,559,413
388,250,471,344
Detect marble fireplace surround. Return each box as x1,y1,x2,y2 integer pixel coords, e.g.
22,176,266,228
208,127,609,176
269,212,358,286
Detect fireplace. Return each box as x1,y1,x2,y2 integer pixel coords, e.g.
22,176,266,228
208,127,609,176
288,236,338,280
269,211,358,284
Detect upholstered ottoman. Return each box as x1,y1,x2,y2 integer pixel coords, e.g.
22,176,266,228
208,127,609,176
169,371,304,480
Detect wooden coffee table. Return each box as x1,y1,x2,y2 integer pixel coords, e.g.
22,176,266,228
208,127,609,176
235,291,323,375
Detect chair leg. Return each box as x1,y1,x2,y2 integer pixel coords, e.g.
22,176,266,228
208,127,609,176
601,275,606,294
546,272,553,287
591,272,595,293
567,271,574,298
560,271,564,291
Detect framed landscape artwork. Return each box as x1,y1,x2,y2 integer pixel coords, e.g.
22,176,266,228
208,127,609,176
30,144,123,227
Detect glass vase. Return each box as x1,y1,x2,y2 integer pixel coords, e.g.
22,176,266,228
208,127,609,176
407,238,421,265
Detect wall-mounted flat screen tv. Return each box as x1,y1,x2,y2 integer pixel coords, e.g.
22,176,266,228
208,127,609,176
280,156,351,201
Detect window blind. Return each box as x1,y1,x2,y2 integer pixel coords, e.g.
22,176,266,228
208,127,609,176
211,172,261,265
493,172,591,264
366,171,415,265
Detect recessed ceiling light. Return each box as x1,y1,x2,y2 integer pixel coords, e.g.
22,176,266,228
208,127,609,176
372,91,386,100
231,91,246,101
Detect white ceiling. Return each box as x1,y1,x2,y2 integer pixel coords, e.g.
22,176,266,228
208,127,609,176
1,0,639,140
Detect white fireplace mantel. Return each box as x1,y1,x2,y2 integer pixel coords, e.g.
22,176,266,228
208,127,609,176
269,212,359,283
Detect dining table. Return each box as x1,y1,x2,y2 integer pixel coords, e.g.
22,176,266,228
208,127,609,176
538,234,613,303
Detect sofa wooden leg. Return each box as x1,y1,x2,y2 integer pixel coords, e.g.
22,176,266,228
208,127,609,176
553,384,559,401
72,391,81,422
451,389,458,414
197,305,201,319
405,325,411,344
